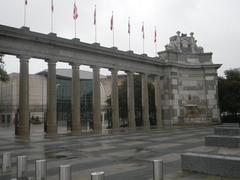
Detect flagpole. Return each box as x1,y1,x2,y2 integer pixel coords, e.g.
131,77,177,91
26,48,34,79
155,42,157,56
142,22,145,54
94,5,97,43
51,0,53,32
95,24,97,43
129,33,131,51
75,19,77,38
112,11,114,47
128,17,131,51
154,26,157,56
74,0,77,38
24,1,26,26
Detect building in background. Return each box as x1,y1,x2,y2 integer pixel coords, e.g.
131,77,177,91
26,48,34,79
0,69,108,129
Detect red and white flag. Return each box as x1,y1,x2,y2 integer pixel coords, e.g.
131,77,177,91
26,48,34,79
110,12,113,31
25,0,27,5
73,2,78,20
51,0,54,13
128,17,130,34
142,22,145,39
94,5,96,25
154,27,157,43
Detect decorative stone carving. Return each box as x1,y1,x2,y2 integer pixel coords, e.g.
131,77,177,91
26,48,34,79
165,31,204,54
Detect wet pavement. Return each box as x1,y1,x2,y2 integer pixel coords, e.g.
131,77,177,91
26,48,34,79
0,124,239,180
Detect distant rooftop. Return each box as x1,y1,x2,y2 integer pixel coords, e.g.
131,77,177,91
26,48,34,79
36,69,105,79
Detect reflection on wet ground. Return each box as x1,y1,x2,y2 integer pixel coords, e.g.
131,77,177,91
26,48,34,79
1,125,238,179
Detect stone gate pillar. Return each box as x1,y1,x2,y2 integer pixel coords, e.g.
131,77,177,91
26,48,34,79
141,73,150,129
111,68,119,130
46,60,57,135
92,66,102,131
18,56,30,137
71,63,81,135
127,71,136,129
154,75,163,128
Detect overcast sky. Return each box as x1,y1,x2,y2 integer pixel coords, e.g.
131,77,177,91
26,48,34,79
0,0,239,76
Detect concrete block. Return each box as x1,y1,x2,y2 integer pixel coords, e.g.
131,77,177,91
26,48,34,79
182,152,240,178
214,127,240,136
205,135,240,148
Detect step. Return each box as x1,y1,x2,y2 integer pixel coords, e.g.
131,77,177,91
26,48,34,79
182,152,240,178
214,127,240,136
205,135,240,148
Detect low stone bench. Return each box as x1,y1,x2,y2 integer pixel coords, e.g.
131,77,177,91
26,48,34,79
205,135,240,148
214,127,240,136
182,152,240,178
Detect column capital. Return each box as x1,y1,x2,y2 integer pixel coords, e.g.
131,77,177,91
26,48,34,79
140,72,149,76
91,65,100,71
110,68,118,74
17,55,30,62
69,62,80,68
125,70,134,75
45,59,57,64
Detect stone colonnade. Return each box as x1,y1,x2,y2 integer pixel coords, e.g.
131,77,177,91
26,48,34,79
17,56,163,137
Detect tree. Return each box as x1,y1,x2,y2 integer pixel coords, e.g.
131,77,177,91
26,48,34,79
218,69,240,116
0,55,9,82
105,75,156,127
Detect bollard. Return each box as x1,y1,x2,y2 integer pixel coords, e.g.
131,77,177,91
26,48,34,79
153,160,163,180
91,171,105,180
17,155,27,178
59,164,71,180
35,159,47,180
2,152,11,174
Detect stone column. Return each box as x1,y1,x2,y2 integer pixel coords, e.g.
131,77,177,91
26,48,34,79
127,71,136,129
47,60,57,135
92,66,102,131
18,56,30,137
71,63,81,135
141,73,150,129
154,75,163,128
111,68,119,129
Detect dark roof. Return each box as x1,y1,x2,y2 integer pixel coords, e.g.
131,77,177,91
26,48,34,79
36,69,105,79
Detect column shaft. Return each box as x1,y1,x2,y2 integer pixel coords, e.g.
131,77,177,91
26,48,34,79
18,57,29,137
111,69,119,129
127,72,135,129
47,60,57,135
71,64,81,135
92,66,101,131
141,74,150,129
154,76,163,128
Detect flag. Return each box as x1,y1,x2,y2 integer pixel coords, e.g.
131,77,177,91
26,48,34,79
94,5,96,25
110,12,113,31
154,27,157,43
128,17,130,34
73,2,78,20
142,22,145,39
25,0,27,5
51,0,54,13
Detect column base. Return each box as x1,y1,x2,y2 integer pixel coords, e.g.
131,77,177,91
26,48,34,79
17,126,30,137
47,125,57,136
71,126,81,136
